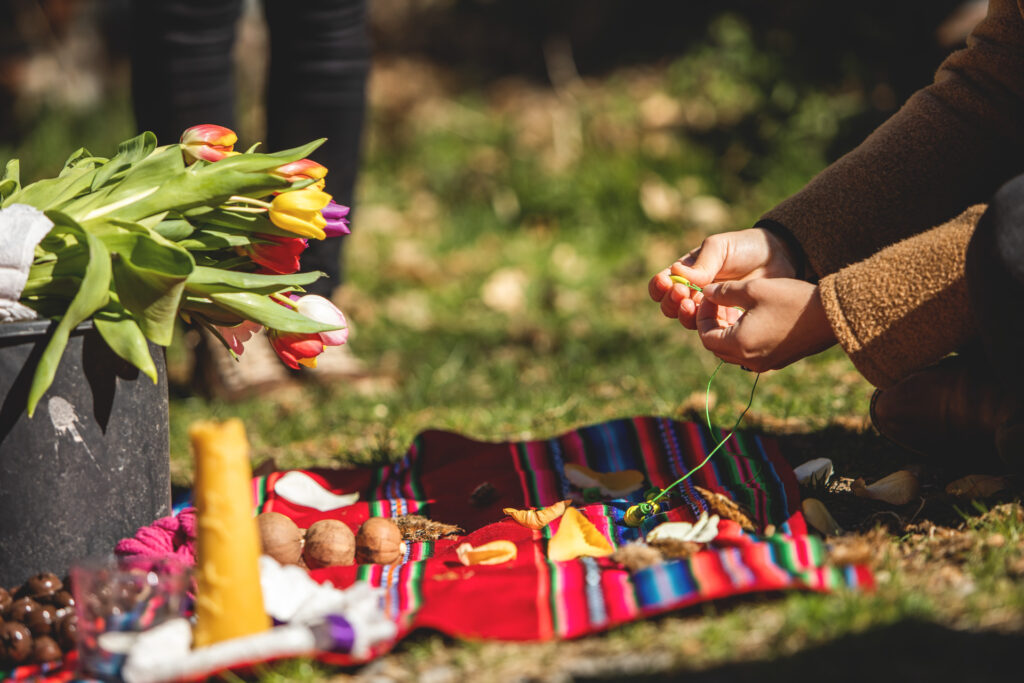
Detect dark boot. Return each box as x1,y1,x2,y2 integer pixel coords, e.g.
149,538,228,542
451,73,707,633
870,354,1020,469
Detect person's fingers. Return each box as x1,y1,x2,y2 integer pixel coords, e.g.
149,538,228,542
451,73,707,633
659,282,689,319
701,281,757,310
677,296,698,330
671,235,728,287
648,269,673,302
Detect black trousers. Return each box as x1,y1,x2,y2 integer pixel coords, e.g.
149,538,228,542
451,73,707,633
129,0,370,297
966,172,1024,392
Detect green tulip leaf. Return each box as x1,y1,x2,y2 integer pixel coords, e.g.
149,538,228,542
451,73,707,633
27,228,111,417
106,231,195,346
191,208,295,238
186,265,321,294
153,218,196,241
177,228,254,251
91,131,158,191
93,298,159,383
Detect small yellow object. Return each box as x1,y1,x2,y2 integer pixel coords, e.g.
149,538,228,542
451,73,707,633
669,275,691,286
456,540,518,566
623,501,661,528
191,419,271,648
503,500,571,530
547,507,614,561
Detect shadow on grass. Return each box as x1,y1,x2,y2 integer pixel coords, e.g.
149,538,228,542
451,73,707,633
575,619,1024,683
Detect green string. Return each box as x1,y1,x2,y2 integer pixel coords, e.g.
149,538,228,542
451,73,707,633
649,360,760,504
647,274,760,505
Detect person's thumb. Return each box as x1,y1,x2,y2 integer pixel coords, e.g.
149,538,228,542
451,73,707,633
671,240,727,288
701,281,755,310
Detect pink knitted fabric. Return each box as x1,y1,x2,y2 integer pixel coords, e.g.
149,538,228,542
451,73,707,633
115,507,197,565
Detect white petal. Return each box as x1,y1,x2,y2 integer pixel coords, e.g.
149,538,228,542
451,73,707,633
273,471,359,511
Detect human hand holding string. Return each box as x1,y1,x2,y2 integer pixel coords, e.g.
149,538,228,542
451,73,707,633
696,278,837,373
648,228,800,329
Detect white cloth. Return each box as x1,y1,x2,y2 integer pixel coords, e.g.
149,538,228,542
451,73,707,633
0,203,53,321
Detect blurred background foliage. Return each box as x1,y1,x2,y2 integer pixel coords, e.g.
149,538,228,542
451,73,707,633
0,0,985,477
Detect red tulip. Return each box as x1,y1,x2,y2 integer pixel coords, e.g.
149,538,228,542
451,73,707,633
180,124,238,164
240,235,308,275
267,295,348,369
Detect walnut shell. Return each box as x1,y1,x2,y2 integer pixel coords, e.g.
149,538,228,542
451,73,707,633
355,518,404,565
257,512,304,565
303,519,356,569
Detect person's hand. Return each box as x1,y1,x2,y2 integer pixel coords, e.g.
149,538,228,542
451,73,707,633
695,278,836,373
649,228,800,329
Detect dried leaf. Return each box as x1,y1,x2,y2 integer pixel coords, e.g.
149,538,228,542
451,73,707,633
456,540,518,566
802,498,843,536
945,474,1007,500
547,507,614,561
392,514,464,542
611,542,663,572
647,512,720,544
694,485,756,532
852,470,920,505
503,500,571,529
564,463,645,497
647,538,702,560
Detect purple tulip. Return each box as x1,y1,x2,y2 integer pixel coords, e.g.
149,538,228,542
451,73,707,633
322,200,351,237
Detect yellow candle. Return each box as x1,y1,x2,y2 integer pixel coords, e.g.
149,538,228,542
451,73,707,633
190,418,270,647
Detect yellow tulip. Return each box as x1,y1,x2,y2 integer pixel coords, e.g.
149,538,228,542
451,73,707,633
268,188,332,239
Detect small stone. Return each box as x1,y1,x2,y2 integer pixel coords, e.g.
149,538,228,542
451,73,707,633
24,573,62,601
987,533,1007,548
25,604,57,637
56,612,78,651
32,635,62,663
6,597,40,624
49,590,74,609
0,622,33,664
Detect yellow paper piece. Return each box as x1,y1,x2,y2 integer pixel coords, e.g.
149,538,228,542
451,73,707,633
547,507,614,561
503,500,571,529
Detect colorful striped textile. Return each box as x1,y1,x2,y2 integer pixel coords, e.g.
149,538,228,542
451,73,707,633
253,416,872,663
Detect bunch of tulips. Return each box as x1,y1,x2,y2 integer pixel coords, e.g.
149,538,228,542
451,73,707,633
2,124,351,415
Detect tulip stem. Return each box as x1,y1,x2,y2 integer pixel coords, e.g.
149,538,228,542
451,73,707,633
228,195,272,208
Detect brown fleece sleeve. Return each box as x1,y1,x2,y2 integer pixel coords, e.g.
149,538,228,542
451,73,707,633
818,205,985,389
761,0,1024,279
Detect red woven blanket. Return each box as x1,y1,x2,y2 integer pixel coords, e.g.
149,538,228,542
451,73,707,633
4,417,871,681
256,416,872,664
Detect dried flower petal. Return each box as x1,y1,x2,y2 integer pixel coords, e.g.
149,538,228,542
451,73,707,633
647,512,720,544
851,470,920,505
945,474,1007,500
564,463,644,497
547,507,614,561
802,498,843,536
694,485,756,532
456,540,517,566
503,500,571,529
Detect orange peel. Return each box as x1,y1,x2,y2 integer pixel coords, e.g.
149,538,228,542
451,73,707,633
564,463,644,497
547,506,614,561
456,540,518,566
503,499,571,529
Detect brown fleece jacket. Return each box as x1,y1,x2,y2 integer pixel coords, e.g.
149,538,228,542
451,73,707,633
760,0,1024,388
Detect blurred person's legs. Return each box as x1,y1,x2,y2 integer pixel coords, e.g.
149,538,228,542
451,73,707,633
129,0,288,399
264,0,370,380
871,174,1024,471
966,173,1024,470
263,0,369,298
130,0,241,143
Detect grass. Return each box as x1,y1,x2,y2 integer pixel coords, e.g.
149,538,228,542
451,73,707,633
6,11,1023,680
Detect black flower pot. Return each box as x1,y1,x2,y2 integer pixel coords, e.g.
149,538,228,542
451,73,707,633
0,319,170,587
